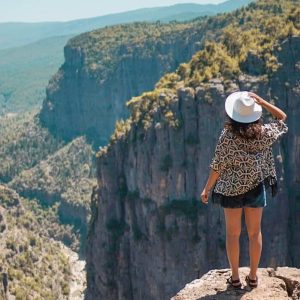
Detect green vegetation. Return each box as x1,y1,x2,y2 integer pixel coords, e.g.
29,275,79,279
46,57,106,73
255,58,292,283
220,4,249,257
109,118,132,145
8,135,97,253
0,185,72,298
9,136,96,210
181,1,300,86
96,0,300,158
99,88,180,153
68,22,198,83
65,1,254,85
187,41,240,87
0,110,65,182
21,198,80,250
0,110,96,255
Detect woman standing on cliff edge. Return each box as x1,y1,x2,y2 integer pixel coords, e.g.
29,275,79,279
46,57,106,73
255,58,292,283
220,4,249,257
201,91,288,289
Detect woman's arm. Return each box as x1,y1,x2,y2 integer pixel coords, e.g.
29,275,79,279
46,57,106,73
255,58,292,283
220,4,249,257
248,92,287,121
201,168,220,204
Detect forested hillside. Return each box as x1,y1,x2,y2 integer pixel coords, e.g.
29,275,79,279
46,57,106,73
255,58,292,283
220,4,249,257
0,110,65,182
0,111,96,254
0,35,71,115
0,185,74,298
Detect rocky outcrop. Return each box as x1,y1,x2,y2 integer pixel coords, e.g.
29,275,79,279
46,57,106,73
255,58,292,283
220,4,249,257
85,36,300,300
171,267,300,300
39,22,207,145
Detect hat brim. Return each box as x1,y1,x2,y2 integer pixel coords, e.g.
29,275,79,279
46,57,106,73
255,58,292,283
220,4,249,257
225,92,262,123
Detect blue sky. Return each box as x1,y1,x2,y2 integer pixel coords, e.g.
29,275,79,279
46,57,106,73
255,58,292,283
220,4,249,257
0,0,226,23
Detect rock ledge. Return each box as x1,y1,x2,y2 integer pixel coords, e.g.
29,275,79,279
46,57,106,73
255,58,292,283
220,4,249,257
171,267,300,300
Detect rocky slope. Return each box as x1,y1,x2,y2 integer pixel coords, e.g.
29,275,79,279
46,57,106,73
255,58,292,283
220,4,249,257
85,7,300,300
171,267,300,300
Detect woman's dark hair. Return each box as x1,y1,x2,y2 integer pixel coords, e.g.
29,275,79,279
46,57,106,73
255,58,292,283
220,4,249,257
224,116,263,139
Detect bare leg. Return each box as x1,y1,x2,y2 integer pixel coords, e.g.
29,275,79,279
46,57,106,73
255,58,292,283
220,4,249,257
244,207,263,280
224,208,243,282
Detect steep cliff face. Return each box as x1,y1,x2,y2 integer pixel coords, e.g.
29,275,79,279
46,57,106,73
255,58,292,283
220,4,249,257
86,36,300,300
276,37,300,267
39,22,208,145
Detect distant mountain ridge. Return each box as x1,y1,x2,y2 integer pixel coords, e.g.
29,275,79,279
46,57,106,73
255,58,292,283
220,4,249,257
0,0,253,49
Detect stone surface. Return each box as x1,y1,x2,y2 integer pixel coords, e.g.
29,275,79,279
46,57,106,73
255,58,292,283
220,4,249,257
171,267,300,300
61,243,86,300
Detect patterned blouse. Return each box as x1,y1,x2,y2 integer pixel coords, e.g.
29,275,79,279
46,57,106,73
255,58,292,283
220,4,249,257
210,119,288,196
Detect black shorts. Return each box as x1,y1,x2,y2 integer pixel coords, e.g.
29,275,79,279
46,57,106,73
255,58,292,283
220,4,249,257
211,181,268,208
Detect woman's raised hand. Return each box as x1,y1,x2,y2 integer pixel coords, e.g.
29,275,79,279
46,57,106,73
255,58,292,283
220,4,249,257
248,91,287,121
248,92,265,105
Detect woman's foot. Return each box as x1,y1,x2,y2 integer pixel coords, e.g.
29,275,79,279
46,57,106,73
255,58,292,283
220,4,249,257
226,276,242,288
245,275,258,288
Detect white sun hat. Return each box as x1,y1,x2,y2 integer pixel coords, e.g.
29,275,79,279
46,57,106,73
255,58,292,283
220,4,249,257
225,91,262,123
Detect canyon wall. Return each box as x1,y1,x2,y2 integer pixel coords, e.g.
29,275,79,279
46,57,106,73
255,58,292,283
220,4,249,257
85,36,300,299
39,22,208,145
